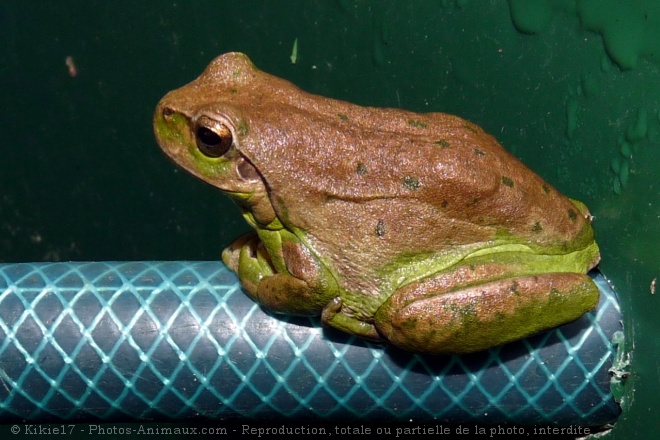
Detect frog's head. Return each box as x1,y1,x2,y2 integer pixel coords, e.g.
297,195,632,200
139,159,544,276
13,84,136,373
153,53,277,226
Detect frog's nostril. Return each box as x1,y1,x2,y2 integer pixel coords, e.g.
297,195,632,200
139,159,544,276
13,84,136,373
162,107,174,118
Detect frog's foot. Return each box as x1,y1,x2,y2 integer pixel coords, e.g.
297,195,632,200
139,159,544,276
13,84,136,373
223,232,337,316
222,232,275,299
321,297,383,342
374,273,599,354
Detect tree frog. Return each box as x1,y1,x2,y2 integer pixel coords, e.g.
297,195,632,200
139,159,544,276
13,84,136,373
154,52,600,354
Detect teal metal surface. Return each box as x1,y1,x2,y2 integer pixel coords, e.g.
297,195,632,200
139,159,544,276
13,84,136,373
0,261,620,425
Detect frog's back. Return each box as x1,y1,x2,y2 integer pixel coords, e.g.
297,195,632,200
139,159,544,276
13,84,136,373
242,89,590,252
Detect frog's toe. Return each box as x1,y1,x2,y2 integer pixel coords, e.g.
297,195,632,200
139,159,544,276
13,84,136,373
222,232,259,271
321,297,383,342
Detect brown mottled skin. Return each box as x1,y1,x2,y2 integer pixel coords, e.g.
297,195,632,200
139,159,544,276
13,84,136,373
154,53,600,353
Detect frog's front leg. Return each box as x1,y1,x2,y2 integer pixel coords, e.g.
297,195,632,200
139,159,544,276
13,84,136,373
373,268,599,354
222,232,274,298
222,230,338,316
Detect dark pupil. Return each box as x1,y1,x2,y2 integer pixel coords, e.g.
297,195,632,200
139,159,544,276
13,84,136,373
197,127,221,147
196,126,229,157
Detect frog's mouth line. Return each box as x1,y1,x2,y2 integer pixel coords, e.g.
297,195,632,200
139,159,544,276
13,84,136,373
223,190,253,200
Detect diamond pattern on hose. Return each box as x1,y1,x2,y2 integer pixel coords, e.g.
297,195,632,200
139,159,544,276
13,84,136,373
0,262,621,424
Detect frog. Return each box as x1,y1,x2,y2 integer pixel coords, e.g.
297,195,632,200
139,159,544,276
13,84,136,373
153,52,601,354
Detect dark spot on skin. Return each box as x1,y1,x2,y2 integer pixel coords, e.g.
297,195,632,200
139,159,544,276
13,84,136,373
542,184,551,194
408,119,428,128
467,198,479,207
491,310,510,323
463,123,479,134
441,200,448,209
474,149,486,156
402,175,420,190
435,140,450,148
237,119,249,136
229,88,238,94
337,113,349,121
568,209,578,222
375,220,386,237
510,281,521,295
501,176,514,188
273,195,288,215
356,162,367,176
400,317,418,332
532,222,543,233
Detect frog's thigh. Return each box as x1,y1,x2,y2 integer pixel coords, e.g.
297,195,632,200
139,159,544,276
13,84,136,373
255,273,318,315
375,273,599,354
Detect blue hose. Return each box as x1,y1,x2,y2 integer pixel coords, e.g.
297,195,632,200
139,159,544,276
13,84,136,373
0,261,621,425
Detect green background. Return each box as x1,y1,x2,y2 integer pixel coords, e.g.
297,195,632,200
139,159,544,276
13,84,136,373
0,0,658,437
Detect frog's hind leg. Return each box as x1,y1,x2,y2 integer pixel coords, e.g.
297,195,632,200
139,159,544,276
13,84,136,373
374,272,599,354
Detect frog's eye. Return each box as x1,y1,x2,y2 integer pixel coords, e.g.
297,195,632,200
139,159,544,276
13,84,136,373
194,117,233,158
